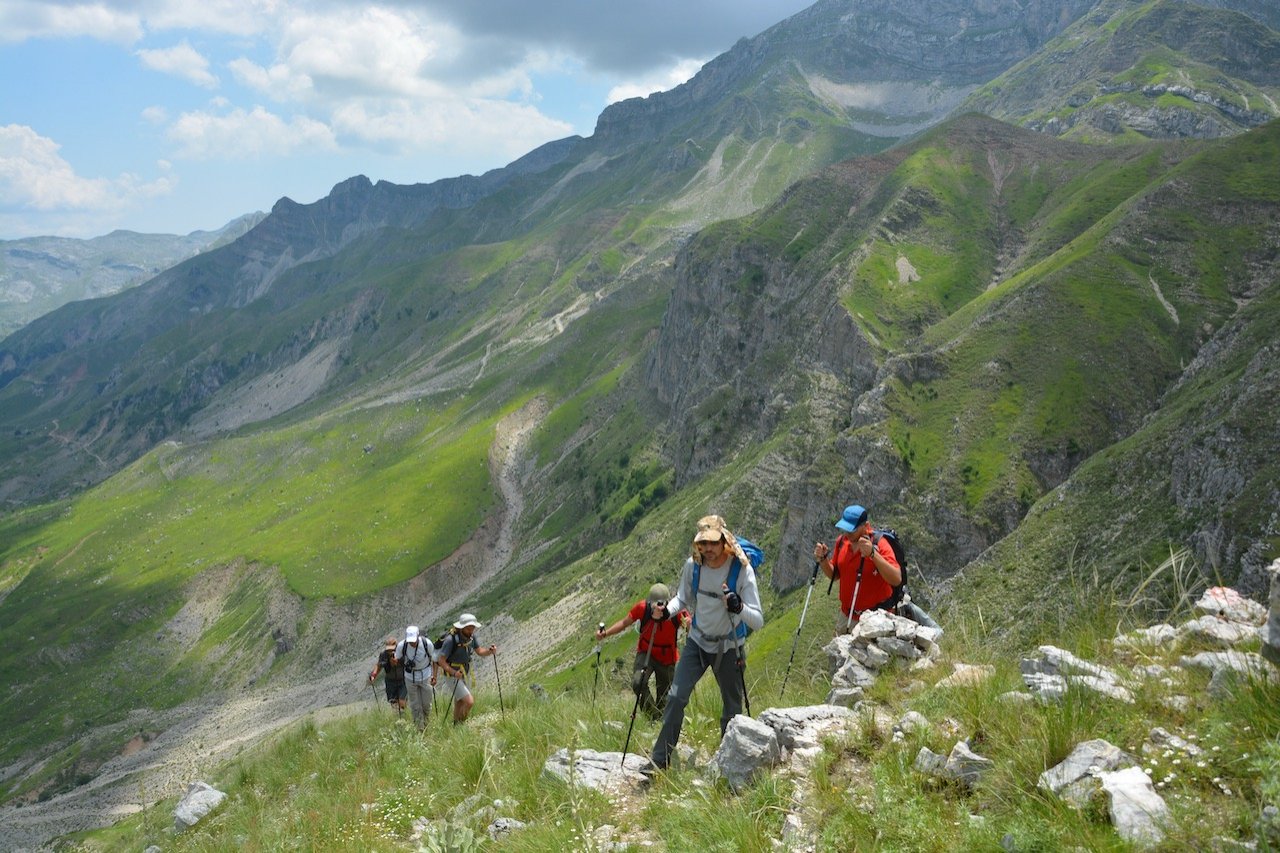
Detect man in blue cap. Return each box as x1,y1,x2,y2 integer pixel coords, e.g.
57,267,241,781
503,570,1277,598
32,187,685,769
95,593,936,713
813,504,901,634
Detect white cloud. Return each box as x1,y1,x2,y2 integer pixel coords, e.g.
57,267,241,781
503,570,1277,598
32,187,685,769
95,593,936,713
141,105,169,124
330,98,573,159
137,40,219,88
0,124,174,212
0,1,141,44
166,105,338,159
607,58,706,104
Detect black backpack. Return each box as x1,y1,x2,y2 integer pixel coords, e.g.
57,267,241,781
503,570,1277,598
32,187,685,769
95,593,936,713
436,628,466,664
871,528,907,610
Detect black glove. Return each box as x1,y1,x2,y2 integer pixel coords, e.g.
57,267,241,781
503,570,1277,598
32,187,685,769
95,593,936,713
725,591,743,614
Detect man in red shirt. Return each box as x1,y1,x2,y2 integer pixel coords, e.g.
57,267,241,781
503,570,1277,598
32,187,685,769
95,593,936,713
597,583,690,719
813,504,902,634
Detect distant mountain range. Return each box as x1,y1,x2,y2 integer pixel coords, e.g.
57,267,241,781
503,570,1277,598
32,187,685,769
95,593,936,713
0,0,1277,837
0,213,264,339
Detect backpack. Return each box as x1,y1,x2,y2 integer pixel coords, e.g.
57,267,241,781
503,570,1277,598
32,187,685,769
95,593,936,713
691,535,765,640
436,628,467,665
871,528,907,611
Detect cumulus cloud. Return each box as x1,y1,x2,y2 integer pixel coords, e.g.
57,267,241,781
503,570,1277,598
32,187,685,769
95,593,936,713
0,124,173,211
329,98,573,159
607,58,707,105
166,105,338,159
399,0,813,74
0,1,141,44
137,41,219,88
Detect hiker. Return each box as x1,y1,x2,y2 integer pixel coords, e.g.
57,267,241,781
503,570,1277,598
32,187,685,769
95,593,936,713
435,613,497,724
397,625,436,730
596,583,691,720
649,515,764,771
368,636,408,715
814,503,902,634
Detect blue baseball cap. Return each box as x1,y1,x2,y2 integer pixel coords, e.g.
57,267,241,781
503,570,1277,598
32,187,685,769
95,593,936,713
835,504,868,532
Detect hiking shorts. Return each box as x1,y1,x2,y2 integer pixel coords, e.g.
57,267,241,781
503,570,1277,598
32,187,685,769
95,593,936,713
440,674,472,703
384,679,407,703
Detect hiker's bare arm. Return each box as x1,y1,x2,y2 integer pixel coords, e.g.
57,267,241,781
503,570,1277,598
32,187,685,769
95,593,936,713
599,615,636,638
860,537,902,586
814,542,835,579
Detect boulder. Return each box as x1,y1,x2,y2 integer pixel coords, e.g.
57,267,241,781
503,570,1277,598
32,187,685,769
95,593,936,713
825,686,863,707
541,748,649,790
850,610,898,640
1038,740,1138,808
1068,674,1134,704
1037,645,1121,683
1021,671,1067,703
1195,587,1267,625
173,781,226,832
1115,624,1177,649
1099,766,1171,848
758,705,857,754
712,715,781,792
1178,615,1259,648
913,741,993,789
1179,650,1276,681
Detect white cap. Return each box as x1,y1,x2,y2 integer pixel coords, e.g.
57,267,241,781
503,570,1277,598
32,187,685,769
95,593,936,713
405,625,419,642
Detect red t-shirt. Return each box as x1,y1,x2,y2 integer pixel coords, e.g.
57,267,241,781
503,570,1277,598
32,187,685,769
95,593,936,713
832,534,899,616
627,600,681,666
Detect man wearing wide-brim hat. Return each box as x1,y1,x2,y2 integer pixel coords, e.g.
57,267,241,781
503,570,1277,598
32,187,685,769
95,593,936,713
435,613,497,723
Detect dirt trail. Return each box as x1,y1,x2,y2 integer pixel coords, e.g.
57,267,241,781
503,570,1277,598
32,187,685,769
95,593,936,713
0,398,574,852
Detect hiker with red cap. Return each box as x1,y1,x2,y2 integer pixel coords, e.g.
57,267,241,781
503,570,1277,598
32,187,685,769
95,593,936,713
814,504,902,634
596,583,691,720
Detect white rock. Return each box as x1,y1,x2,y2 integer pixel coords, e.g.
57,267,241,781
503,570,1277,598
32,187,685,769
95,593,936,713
1114,624,1177,649
712,715,781,793
173,781,226,832
1038,645,1121,683
1038,740,1138,807
541,747,649,791
936,662,994,688
1195,587,1267,625
1067,675,1135,704
1179,615,1259,647
758,705,857,752
1099,766,1171,848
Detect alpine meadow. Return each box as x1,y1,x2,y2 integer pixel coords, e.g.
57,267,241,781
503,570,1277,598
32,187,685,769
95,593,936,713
2,0,1279,850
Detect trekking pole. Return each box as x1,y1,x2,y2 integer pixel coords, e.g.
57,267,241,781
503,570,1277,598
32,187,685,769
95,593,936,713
492,648,506,719
780,561,820,700
724,584,751,718
621,615,656,768
845,564,864,634
592,622,604,708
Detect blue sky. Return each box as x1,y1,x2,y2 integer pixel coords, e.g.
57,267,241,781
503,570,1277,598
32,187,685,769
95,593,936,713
0,0,813,240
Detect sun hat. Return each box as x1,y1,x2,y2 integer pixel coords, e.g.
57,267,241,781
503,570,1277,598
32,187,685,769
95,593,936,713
647,583,670,603
454,612,482,630
693,515,728,543
405,625,420,643
385,637,397,647
835,504,868,533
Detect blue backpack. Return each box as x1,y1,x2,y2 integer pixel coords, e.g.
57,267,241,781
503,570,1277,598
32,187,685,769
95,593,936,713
691,535,765,639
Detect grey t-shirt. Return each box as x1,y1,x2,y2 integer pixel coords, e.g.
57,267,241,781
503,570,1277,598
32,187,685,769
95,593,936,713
668,556,764,653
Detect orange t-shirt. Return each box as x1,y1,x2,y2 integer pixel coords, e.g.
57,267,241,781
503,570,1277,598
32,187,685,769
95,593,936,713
832,534,899,616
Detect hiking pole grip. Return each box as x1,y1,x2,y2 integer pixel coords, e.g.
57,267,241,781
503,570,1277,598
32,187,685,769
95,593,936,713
592,622,605,707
